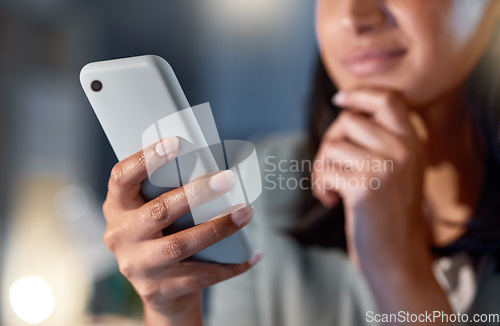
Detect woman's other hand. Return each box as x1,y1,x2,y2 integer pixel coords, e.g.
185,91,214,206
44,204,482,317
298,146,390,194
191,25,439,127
312,89,428,270
311,90,453,319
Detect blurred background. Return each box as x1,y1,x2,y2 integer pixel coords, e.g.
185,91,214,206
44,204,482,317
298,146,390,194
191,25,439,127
0,0,316,325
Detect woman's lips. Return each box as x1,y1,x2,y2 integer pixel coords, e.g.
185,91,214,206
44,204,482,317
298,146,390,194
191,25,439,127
342,48,408,77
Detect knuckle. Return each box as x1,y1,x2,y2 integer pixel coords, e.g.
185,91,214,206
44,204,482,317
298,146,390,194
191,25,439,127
136,152,147,168
210,221,226,240
163,237,188,260
110,164,127,187
136,281,162,304
176,277,197,294
141,290,161,306
102,199,111,218
103,229,118,252
118,259,134,279
142,199,171,224
102,197,119,220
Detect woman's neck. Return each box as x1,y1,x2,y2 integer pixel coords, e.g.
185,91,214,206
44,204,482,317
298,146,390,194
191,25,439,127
414,87,486,247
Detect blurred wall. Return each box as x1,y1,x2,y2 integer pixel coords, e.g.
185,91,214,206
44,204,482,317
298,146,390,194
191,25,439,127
96,0,317,140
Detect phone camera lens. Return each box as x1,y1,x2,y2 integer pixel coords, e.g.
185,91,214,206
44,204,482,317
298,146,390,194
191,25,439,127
91,80,103,92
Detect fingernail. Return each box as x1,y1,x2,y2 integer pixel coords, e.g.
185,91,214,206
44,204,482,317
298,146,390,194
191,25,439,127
231,204,254,226
209,170,236,192
229,203,247,213
156,136,179,157
209,203,248,221
248,249,264,266
332,91,347,105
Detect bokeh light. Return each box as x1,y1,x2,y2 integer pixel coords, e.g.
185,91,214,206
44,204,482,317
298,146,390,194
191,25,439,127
9,276,55,324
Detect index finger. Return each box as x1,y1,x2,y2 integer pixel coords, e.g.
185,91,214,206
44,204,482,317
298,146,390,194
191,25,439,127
332,89,416,137
107,136,180,208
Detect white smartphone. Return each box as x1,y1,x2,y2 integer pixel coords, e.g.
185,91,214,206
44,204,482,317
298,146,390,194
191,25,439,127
80,55,253,264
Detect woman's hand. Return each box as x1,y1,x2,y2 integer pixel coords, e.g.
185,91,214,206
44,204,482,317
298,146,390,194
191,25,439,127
312,89,451,320
313,89,428,269
102,136,261,326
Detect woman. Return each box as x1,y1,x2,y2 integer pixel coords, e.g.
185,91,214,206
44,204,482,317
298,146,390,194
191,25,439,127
102,1,500,325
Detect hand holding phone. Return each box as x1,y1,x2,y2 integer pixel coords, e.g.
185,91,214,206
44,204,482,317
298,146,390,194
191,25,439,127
80,55,258,264
100,137,261,325
80,55,263,324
